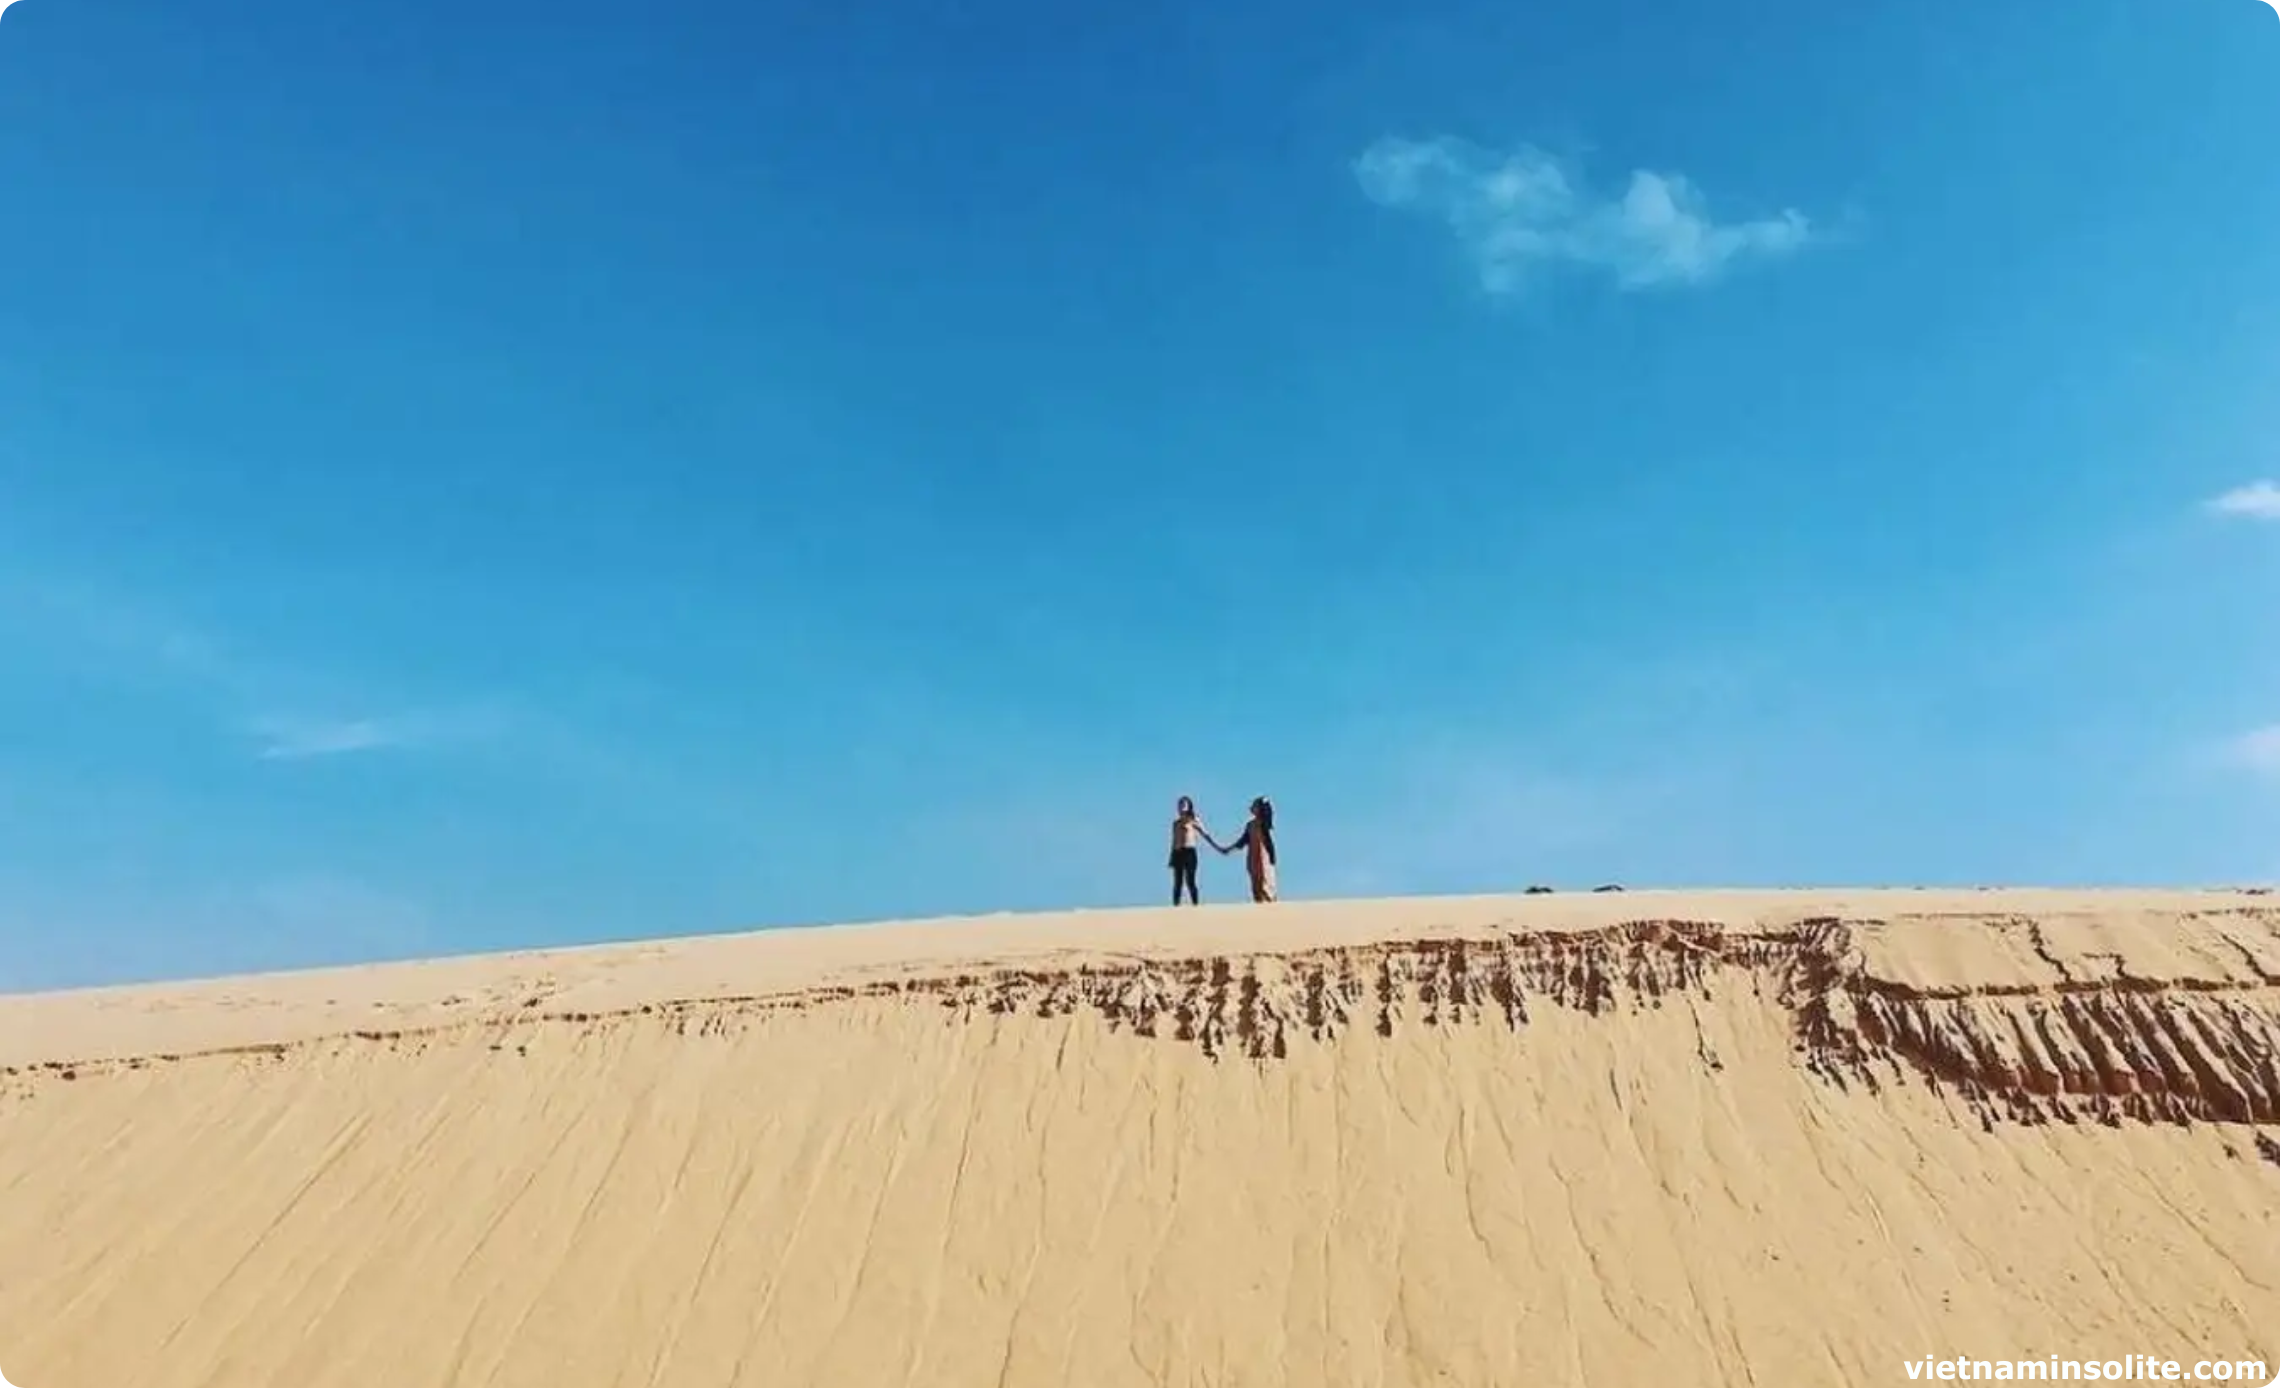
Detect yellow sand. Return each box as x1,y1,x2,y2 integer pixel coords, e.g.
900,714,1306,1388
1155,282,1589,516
1,889,2276,1388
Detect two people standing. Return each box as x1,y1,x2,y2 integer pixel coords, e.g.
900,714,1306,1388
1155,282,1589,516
1167,796,1278,906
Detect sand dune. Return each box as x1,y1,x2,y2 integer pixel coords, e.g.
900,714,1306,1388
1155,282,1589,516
1,889,2275,1387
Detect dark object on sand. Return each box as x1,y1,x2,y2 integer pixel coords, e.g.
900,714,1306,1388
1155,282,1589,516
1523,885,1555,895
1591,883,1625,893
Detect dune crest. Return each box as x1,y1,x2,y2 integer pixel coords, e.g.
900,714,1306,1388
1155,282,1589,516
0,890,2275,1387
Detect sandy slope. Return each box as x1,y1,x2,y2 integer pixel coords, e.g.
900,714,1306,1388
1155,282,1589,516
0,889,2275,1388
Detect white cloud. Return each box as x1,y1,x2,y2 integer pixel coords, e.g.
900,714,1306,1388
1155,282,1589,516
2206,481,2280,520
1355,136,1813,295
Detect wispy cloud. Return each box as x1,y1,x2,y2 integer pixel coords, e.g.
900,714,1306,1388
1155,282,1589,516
1,566,513,765
2206,480,2280,520
2224,725,2280,776
250,704,519,762
1355,136,1813,295
0,571,263,697
250,715,419,761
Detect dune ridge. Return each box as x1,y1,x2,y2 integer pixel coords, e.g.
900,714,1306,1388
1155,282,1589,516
1,890,2276,1387
12,904,2277,1133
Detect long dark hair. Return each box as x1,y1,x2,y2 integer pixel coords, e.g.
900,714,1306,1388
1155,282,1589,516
1251,797,1276,863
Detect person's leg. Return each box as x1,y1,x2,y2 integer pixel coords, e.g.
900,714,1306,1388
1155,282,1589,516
1182,857,1201,905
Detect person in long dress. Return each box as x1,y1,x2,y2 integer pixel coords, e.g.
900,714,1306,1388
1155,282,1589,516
1220,797,1277,903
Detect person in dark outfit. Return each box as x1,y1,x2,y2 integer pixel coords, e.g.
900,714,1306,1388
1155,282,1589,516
1167,795,1221,906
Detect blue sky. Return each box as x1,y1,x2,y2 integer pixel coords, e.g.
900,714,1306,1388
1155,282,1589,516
2,0,2278,990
